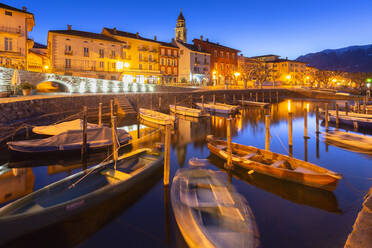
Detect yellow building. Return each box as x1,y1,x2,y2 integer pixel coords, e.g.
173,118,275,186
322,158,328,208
48,26,126,81
102,28,161,84
27,41,50,72
266,59,308,85
0,3,34,69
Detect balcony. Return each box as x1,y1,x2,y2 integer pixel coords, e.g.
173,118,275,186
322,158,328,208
149,59,158,63
139,58,148,62
0,26,22,35
149,49,158,53
65,50,73,55
123,45,131,49
138,47,148,51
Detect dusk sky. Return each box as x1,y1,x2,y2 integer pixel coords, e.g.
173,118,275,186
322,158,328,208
4,0,372,59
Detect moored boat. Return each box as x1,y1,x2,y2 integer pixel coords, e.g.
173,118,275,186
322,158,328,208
7,127,132,153
0,148,164,246
195,102,239,115
169,105,206,118
32,119,100,136
171,168,260,248
238,100,270,108
139,108,175,126
207,136,342,191
324,130,372,153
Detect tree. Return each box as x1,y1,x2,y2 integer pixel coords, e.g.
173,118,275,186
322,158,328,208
314,70,332,88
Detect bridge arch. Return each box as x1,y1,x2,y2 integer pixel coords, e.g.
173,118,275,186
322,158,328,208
36,80,73,93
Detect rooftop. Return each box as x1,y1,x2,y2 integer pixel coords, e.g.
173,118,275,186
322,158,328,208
249,54,279,58
33,42,47,49
49,30,123,43
176,41,210,54
192,39,240,52
0,3,33,15
177,10,185,21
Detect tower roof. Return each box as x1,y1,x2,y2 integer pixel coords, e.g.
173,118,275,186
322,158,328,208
177,10,185,21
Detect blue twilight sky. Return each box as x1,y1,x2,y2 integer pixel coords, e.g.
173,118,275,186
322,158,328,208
3,0,372,59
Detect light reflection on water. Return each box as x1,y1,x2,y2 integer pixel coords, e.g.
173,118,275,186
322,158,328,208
0,99,371,248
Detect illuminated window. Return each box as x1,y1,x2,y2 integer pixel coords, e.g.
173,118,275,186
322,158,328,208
214,50,217,57
161,48,165,55
167,49,171,55
139,64,142,69
174,60,177,66
149,54,152,61
226,52,229,59
232,53,235,59
65,45,71,52
111,50,115,57
220,51,224,58
112,62,116,69
99,61,104,68
99,49,104,58
123,51,126,59
149,64,152,70
5,11,12,16
65,59,71,68
4,38,12,51
161,58,164,65
83,47,89,57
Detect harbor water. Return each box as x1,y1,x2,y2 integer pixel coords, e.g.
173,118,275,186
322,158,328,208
0,99,371,248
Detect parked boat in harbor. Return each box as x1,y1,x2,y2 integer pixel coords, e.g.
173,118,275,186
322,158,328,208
195,102,239,115
139,108,175,126
7,127,131,153
324,130,372,153
171,168,260,248
0,148,164,246
238,100,270,108
169,105,207,118
207,136,342,191
32,119,100,136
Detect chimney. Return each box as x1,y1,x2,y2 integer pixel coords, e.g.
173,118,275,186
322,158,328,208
286,57,288,60
206,38,209,42
136,32,139,38
113,27,117,34
200,35,203,41
67,25,72,30
154,35,157,41
22,6,27,12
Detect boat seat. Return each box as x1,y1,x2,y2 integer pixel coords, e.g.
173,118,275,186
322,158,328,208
242,153,256,160
294,167,318,174
216,145,227,150
270,160,286,168
101,169,131,184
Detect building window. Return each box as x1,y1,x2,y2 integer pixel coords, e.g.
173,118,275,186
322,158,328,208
232,53,235,59
226,52,230,59
173,50,177,56
149,54,152,61
174,60,177,66
204,57,207,64
111,50,115,58
149,64,152,70
167,67,172,74
220,63,224,70
220,51,224,58
139,64,142,69
167,49,171,55
214,50,217,57
65,45,71,52
161,48,165,55
83,47,89,57
99,61,104,68
161,58,164,65
65,59,71,68
139,53,142,60
84,60,89,69
4,38,12,51
99,49,104,58
5,11,12,16
168,59,171,66
180,50,183,55
112,62,116,70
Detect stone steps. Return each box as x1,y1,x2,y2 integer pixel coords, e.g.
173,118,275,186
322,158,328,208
115,97,136,116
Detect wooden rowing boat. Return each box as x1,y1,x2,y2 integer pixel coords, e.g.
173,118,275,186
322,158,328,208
238,100,270,108
324,130,372,153
195,102,239,115
0,148,164,246
207,136,342,191
171,168,260,248
321,112,372,129
327,110,372,119
139,108,175,126
169,105,206,118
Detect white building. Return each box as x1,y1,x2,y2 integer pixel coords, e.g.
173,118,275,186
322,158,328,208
174,40,210,84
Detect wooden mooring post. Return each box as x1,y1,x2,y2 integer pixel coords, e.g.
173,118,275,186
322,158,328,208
315,106,320,134
213,94,216,105
288,111,293,148
226,118,233,169
262,92,265,102
335,104,339,128
110,99,114,118
325,103,329,132
159,95,162,110
111,115,118,170
81,106,88,160
250,92,253,100
233,94,236,105
265,115,270,151
345,102,349,116
256,92,258,102
98,103,102,127
304,107,309,139
201,95,205,112
276,91,279,103
163,124,171,186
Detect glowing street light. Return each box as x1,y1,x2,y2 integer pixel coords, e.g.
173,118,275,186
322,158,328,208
234,72,240,77
366,78,372,83
286,75,291,80
124,62,130,68
44,65,49,70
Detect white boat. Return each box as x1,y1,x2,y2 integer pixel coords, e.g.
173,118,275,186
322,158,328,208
169,105,205,118
327,110,372,119
32,119,100,136
139,108,175,126
195,102,239,115
171,168,260,248
324,130,372,153
238,100,270,108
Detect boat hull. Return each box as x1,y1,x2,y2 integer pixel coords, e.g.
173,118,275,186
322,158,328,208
0,150,164,245
207,140,341,191
139,108,175,126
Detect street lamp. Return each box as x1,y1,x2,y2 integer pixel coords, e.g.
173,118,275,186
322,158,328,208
286,74,291,87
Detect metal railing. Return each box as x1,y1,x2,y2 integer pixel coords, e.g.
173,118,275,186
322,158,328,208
0,26,22,35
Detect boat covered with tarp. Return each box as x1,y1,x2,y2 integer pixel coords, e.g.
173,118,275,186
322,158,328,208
7,127,131,153
324,130,372,153
207,136,342,191
32,119,100,136
0,148,163,246
171,168,260,248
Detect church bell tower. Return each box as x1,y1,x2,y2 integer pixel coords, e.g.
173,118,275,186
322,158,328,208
175,10,187,43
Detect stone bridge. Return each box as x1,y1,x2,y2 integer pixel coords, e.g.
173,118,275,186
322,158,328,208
0,67,156,94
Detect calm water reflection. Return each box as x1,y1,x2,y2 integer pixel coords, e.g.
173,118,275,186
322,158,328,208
1,99,371,248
